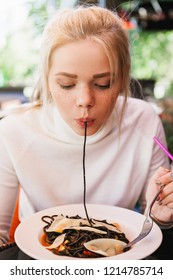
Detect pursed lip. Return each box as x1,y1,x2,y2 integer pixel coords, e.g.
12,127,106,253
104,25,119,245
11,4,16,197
76,118,95,128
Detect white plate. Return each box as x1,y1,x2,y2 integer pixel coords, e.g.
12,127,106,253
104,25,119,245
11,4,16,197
15,204,162,260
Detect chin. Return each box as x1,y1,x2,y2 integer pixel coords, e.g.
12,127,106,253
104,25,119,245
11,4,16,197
77,127,99,136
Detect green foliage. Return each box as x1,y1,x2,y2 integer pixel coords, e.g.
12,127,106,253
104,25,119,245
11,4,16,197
130,30,173,95
0,0,61,87
27,0,61,35
162,121,173,156
0,28,38,87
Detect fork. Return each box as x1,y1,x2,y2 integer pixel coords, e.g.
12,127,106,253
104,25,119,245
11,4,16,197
124,184,165,251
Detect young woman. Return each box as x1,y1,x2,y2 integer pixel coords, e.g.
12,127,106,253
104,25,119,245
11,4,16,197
0,5,172,245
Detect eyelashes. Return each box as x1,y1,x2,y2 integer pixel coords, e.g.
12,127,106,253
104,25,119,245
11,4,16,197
94,84,110,89
59,83,111,90
60,85,75,89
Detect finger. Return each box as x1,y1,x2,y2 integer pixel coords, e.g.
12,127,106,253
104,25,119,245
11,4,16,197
151,203,173,222
155,171,172,188
159,182,173,200
159,193,173,207
166,202,173,209
153,166,170,178
146,167,172,202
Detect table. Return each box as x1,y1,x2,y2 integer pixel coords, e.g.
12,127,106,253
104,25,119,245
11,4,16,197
0,228,173,260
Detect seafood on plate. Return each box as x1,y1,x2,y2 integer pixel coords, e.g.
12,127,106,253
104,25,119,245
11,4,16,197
40,214,130,258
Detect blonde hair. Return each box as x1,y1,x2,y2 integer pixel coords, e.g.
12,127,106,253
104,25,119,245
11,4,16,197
32,5,130,121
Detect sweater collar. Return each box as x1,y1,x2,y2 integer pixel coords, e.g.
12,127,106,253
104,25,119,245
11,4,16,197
50,105,116,145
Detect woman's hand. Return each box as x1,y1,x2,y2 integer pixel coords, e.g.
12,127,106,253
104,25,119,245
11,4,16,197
146,166,173,226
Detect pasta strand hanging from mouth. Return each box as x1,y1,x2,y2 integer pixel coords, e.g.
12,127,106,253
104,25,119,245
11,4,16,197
40,122,130,258
83,122,93,226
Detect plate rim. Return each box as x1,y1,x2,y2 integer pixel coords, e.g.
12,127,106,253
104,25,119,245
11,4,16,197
15,203,163,260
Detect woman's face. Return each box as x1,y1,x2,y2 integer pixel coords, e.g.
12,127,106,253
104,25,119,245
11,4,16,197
48,39,121,135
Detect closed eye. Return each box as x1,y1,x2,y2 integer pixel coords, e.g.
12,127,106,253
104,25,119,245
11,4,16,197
94,84,110,89
60,85,75,89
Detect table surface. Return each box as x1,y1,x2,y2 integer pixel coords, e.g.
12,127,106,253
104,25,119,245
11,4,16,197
0,228,173,260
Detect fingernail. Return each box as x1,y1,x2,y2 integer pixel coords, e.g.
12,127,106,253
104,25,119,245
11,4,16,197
156,195,160,201
158,200,162,205
155,180,162,186
160,184,165,190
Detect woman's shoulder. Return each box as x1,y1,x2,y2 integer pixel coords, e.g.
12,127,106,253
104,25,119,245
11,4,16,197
116,96,163,135
0,103,43,131
127,96,154,110
0,102,39,118
125,97,160,121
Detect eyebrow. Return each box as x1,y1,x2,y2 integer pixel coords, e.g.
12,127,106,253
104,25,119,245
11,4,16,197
93,72,111,78
55,72,77,78
54,72,112,78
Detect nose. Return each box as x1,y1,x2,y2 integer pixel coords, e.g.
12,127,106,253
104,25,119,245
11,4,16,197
76,85,95,108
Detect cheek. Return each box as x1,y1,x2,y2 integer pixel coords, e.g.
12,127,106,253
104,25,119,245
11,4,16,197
101,93,118,111
51,91,74,105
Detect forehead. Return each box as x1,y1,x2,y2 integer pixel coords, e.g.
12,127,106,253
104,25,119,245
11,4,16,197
49,39,112,75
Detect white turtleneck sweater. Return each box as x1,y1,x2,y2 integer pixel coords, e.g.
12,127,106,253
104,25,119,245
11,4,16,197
0,97,169,243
